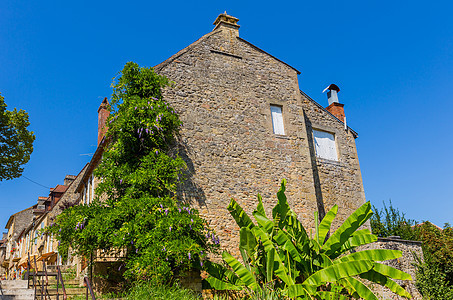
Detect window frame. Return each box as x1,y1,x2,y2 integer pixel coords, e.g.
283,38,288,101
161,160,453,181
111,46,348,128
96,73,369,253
270,104,285,135
312,129,339,162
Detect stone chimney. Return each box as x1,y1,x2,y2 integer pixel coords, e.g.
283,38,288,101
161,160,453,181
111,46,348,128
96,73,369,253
64,175,76,186
97,97,110,145
213,11,240,37
324,84,345,122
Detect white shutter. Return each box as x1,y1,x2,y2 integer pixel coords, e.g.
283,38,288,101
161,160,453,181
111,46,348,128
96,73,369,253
270,105,285,135
313,130,338,161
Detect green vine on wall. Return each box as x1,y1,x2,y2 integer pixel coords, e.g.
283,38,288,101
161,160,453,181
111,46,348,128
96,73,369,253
46,62,218,284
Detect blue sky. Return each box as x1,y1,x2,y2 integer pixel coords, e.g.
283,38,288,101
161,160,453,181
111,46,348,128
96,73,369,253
1,0,452,230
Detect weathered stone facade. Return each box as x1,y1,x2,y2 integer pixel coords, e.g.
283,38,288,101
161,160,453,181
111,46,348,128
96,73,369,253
154,13,367,254
359,237,423,299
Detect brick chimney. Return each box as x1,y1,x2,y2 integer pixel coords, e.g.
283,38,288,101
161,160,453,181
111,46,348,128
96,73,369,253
213,11,240,37
324,84,345,122
97,97,110,145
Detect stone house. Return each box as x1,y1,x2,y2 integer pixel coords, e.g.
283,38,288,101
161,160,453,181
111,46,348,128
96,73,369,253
0,12,421,298
61,11,368,291
72,11,366,263
2,205,34,279
154,12,367,249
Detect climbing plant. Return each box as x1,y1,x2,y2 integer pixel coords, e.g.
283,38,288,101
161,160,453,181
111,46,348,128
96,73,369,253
47,62,218,284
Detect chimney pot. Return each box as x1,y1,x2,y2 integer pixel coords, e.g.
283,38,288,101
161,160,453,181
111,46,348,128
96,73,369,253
324,84,346,122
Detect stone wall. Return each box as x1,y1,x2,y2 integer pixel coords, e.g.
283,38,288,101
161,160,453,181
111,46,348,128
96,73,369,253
155,19,367,256
360,237,423,299
301,92,367,231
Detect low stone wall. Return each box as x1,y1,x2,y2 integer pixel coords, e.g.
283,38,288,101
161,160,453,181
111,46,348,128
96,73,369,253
359,237,423,299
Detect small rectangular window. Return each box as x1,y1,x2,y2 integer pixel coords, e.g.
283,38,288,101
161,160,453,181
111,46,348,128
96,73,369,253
313,129,338,161
270,105,285,135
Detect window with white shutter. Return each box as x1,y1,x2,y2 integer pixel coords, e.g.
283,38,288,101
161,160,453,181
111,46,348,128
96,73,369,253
313,129,338,161
270,105,285,135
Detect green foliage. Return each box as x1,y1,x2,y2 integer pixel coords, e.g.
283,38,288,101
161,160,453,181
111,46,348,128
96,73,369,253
370,200,418,240
0,93,35,181
370,201,453,299
47,62,218,284
415,222,453,299
206,180,412,299
123,283,201,300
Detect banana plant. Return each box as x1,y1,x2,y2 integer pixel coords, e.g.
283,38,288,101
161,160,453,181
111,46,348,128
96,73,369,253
205,179,413,299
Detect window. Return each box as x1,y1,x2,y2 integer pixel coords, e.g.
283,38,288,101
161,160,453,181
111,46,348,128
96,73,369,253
270,105,285,135
313,129,338,161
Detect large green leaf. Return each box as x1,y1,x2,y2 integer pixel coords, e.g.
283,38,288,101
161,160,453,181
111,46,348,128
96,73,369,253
303,260,374,293
239,227,257,262
253,211,273,234
227,198,255,230
252,226,294,286
266,247,275,283
282,212,309,247
372,263,412,280
272,179,290,225
273,230,302,262
339,229,377,254
337,249,402,264
205,276,243,291
256,194,266,217
360,269,412,298
340,277,379,300
222,251,259,291
318,205,338,246
204,260,243,286
287,284,312,298
322,202,373,256
203,260,227,281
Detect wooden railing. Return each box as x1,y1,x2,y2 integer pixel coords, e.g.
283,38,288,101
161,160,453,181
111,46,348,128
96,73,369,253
84,277,96,300
41,260,51,300
25,255,96,300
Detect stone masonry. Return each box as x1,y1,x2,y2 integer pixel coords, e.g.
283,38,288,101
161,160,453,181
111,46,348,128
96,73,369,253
154,13,367,255
359,237,423,299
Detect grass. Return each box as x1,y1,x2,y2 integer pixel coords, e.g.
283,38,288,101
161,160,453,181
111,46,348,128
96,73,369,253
124,283,201,300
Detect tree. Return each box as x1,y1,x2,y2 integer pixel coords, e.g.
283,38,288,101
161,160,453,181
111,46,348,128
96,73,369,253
370,201,453,299
415,222,453,299
47,62,218,284
206,180,412,299
0,93,35,181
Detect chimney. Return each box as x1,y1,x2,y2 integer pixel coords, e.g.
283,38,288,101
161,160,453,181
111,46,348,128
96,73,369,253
323,84,345,122
213,11,240,37
64,175,76,186
97,97,110,145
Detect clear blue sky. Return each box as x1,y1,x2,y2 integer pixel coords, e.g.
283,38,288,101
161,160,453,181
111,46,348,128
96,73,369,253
1,0,452,230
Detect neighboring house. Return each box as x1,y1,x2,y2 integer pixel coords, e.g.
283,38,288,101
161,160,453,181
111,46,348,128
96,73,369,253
0,233,7,278
3,206,34,279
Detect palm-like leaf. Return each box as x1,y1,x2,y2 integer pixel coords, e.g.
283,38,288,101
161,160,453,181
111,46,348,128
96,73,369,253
322,202,373,256
227,198,255,229
318,205,338,245
222,251,259,292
